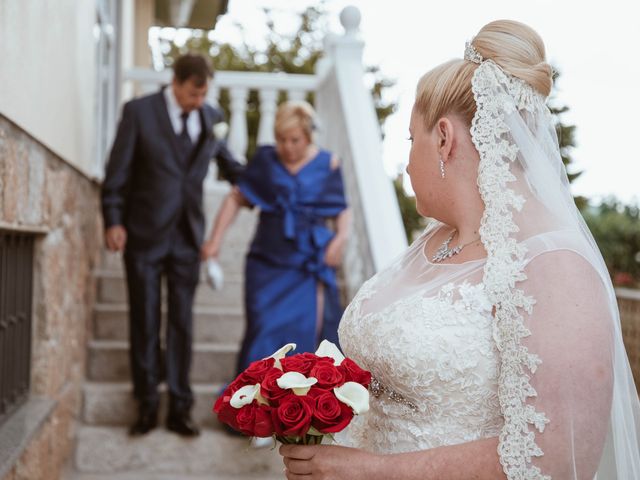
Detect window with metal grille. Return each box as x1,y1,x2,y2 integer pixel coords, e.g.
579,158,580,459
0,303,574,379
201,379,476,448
0,232,34,425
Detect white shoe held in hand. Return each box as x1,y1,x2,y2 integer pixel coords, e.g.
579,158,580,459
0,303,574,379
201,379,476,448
205,258,224,290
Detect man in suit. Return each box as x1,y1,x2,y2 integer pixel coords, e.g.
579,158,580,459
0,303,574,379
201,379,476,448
101,53,242,437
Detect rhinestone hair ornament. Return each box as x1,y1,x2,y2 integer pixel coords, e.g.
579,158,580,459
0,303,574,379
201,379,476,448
464,41,483,64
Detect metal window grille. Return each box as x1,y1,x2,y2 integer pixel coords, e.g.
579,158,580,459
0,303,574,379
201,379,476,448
0,232,34,425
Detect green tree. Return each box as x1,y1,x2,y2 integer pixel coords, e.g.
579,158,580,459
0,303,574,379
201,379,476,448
393,176,427,237
157,4,396,159
549,68,586,210
582,197,640,287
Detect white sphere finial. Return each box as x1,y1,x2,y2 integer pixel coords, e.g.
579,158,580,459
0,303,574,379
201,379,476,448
340,6,361,36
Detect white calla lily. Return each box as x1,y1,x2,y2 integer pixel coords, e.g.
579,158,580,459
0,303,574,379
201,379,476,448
315,340,345,366
277,371,318,396
268,343,297,369
334,381,370,414
230,384,260,408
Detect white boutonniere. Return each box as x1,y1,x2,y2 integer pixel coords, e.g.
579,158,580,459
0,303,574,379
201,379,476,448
212,121,229,139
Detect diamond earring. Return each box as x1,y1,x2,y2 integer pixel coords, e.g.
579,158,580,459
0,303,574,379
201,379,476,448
439,157,445,179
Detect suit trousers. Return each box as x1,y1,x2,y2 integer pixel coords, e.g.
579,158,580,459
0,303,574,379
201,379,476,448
124,216,200,414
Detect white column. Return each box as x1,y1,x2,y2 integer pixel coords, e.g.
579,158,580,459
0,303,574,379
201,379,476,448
228,86,249,163
169,0,197,27
257,88,277,146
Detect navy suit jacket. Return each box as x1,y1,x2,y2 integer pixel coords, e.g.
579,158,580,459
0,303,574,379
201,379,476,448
101,88,243,251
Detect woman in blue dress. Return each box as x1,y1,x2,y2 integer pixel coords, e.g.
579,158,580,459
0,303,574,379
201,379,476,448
201,101,350,373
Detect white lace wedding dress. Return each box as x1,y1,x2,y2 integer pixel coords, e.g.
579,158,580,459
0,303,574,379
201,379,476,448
336,224,503,453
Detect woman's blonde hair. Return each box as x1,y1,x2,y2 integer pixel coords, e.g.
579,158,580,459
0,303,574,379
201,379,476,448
415,20,553,130
274,101,316,142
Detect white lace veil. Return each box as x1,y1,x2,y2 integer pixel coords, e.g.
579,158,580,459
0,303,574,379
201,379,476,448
470,57,640,478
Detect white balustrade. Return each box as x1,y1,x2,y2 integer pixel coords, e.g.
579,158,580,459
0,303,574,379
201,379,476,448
317,6,407,293
122,69,317,162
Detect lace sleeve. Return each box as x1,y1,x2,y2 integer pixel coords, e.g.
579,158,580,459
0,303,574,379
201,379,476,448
515,250,612,478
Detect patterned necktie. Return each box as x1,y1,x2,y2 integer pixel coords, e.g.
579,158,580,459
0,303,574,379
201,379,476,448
178,111,193,161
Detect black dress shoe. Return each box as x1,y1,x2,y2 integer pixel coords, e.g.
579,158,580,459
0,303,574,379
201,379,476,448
166,413,200,437
129,408,158,436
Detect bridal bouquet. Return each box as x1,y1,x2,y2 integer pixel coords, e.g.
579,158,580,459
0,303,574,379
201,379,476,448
214,340,371,445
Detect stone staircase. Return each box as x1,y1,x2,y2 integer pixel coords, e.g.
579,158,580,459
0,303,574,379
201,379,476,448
66,188,284,479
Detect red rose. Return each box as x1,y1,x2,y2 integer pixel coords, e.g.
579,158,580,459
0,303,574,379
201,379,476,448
236,403,274,437
310,362,345,389
339,358,372,388
242,357,276,383
307,386,330,398
272,394,315,437
281,352,326,376
260,368,289,404
214,381,244,430
311,390,354,434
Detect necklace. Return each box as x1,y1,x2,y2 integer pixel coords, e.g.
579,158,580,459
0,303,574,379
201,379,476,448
431,231,481,263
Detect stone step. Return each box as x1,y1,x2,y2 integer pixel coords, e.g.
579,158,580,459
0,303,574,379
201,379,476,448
99,243,252,276
65,472,283,480
82,382,227,427
74,426,283,476
96,272,244,308
87,340,238,384
93,303,245,343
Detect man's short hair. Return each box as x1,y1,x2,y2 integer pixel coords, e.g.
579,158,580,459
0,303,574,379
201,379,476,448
173,54,213,87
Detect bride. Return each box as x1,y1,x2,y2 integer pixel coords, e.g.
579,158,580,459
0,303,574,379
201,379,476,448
279,20,640,479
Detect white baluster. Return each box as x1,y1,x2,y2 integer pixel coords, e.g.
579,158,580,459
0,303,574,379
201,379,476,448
287,90,306,102
228,86,249,163
257,89,277,146
207,85,220,107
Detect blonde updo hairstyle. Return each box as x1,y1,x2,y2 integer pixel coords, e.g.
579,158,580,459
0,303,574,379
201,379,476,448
414,20,553,130
274,101,317,143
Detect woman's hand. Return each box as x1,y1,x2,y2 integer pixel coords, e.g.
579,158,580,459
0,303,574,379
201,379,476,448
280,444,381,480
200,239,219,261
324,236,346,268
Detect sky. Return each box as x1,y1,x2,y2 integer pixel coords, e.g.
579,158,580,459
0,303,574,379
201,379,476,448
207,0,640,204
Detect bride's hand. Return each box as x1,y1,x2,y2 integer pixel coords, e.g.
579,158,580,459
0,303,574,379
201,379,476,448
280,444,380,480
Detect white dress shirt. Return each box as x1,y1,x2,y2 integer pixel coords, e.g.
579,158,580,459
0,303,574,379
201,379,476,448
163,86,201,144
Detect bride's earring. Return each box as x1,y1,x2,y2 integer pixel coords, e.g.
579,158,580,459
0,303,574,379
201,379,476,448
439,156,445,179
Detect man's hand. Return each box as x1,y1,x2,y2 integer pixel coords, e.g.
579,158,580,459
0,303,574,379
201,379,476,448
105,225,127,252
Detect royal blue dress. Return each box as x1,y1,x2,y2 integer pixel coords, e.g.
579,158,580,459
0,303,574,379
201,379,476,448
235,145,348,372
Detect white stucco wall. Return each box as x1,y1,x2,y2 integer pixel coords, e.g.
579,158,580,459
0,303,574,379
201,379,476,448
0,0,97,177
